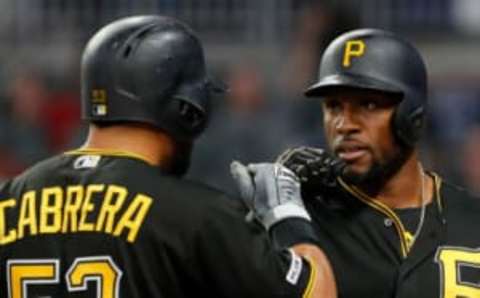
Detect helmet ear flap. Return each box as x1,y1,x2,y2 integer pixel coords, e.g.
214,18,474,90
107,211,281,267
177,98,208,134
158,98,208,141
393,101,426,147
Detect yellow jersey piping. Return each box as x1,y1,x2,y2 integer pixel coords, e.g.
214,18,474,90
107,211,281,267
64,148,152,165
338,178,409,257
338,172,443,258
431,173,443,212
302,257,317,298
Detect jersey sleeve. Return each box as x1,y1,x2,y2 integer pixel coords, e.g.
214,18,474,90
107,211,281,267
189,195,316,298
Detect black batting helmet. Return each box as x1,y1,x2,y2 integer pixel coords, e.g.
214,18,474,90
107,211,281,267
305,28,428,146
81,15,224,142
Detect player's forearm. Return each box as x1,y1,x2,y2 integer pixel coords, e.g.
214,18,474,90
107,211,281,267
231,162,337,297
292,244,337,298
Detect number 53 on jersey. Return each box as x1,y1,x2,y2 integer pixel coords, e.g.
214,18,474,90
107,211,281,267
6,255,121,298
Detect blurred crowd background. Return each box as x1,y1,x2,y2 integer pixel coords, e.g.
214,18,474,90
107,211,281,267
1,0,480,196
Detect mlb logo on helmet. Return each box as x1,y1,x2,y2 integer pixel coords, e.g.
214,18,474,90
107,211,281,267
92,104,107,116
91,89,108,116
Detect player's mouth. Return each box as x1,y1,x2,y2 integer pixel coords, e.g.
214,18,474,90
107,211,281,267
334,142,369,163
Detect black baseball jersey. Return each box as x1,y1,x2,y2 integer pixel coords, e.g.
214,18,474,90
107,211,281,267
306,172,480,298
0,149,316,298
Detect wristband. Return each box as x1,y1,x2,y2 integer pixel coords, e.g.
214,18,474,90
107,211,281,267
269,218,319,248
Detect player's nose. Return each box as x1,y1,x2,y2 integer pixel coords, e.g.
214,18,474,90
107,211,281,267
334,105,360,135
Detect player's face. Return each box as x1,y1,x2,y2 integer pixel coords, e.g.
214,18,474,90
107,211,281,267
322,89,403,184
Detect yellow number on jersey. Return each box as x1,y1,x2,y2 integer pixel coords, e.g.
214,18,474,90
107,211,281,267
7,259,59,298
436,246,480,298
66,256,122,298
6,256,122,298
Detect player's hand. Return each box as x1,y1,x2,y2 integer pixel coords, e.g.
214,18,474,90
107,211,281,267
230,161,311,230
276,146,346,197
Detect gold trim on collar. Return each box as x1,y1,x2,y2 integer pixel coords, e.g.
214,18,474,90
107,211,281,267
431,173,443,212
65,148,152,165
337,172,444,258
338,178,409,257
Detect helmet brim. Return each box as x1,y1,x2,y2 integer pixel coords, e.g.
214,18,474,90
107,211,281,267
304,73,403,98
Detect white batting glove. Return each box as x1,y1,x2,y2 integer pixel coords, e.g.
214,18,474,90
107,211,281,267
230,161,311,230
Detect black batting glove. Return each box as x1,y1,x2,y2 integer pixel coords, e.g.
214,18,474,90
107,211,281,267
276,146,346,198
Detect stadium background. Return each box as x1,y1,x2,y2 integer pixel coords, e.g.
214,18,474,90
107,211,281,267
0,0,479,196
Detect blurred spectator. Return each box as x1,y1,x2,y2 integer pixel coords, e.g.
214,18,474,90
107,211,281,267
452,0,480,35
279,1,359,147
0,68,82,180
0,71,51,178
429,85,480,145
42,90,81,152
425,83,480,183
188,63,289,195
282,1,358,95
461,126,480,196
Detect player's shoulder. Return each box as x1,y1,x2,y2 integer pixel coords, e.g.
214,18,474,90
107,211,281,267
94,156,247,217
440,179,476,199
439,178,480,211
133,173,249,238
2,151,245,216
6,154,66,190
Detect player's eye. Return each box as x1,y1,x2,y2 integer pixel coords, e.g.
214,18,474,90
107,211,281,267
361,99,378,111
323,98,342,113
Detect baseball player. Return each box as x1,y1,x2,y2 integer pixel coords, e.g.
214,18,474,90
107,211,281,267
0,16,336,297
237,29,480,298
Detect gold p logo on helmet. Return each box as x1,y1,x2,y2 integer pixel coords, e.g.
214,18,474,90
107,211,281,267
342,40,366,67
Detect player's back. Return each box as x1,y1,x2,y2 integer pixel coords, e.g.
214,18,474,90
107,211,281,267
0,149,238,298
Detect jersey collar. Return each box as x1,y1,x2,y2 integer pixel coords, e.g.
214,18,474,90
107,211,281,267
64,148,152,165
337,172,443,257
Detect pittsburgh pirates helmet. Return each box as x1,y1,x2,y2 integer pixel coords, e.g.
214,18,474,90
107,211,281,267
81,15,223,141
305,28,428,146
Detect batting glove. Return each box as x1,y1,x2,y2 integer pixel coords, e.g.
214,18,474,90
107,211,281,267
230,161,311,230
276,146,345,197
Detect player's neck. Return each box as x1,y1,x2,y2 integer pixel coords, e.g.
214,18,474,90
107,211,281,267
82,124,175,167
364,152,433,209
